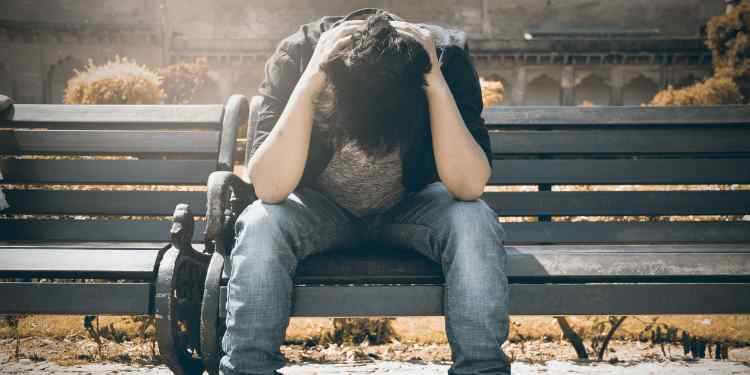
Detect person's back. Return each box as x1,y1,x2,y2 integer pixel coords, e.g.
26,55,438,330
221,9,510,375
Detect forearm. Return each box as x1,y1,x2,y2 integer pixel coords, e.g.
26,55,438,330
425,73,491,201
247,73,322,203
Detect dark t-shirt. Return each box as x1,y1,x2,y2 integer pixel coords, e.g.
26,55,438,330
248,12,492,193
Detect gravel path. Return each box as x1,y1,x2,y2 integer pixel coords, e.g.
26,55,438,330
2,359,749,374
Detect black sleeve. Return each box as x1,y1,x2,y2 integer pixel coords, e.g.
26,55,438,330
248,44,302,159
439,46,493,169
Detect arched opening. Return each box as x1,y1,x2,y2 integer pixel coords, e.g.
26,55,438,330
47,57,84,104
673,73,702,89
622,74,659,106
575,74,611,106
524,74,560,106
0,63,12,98
496,78,512,106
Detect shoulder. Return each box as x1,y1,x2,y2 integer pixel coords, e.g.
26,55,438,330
271,15,343,59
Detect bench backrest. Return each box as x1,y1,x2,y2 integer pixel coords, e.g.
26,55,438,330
482,106,750,245
0,97,247,243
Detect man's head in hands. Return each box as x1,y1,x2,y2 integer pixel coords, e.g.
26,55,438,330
318,10,433,157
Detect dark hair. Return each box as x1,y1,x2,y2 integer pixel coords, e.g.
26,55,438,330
319,10,433,156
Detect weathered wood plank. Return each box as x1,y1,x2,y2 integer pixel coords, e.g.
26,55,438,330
0,219,205,242
0,282,152,315
0,159,215,184
218,283,750,316
0,241,170,249
1,104,224,129
482,105,750,126
489,159,750,185
0,248,162,279
3,190,206,216
291,244,750,284
489,128,750,154
0,129,220,155
503,221,750,244
482,191,750,216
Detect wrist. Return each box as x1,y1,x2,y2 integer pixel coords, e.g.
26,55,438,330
425,70,449,94
299,69,327,97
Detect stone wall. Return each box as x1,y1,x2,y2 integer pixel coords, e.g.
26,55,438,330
0,0,725,105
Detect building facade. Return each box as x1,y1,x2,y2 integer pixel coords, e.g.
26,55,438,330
0,0,725,105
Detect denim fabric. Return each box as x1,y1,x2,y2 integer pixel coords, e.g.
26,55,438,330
220,181,510,375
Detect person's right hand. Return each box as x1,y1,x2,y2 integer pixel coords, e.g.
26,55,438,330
302,20,365,94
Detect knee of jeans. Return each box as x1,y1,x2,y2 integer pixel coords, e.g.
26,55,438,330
235,199,297,238
440,200,507,267
231,199,304,263
445,199,505,241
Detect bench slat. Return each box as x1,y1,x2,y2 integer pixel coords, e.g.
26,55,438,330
489,128,750,154
2,104,224,129
503,221,750,244
490,159,750,185
292,244,750,284
482,105,750,125
0,247,163,279
218,283,750,316
0,129,220,155
0,219,205,242
0,282,152,315
483,191,750,216
0,159,215,184
3,190,206,216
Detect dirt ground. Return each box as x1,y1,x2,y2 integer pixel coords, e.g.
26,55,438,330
2,347,750,375
1,315,749,373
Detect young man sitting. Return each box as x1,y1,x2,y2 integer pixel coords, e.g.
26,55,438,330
222,8,510,375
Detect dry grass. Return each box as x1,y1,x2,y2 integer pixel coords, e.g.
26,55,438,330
3,315,749,345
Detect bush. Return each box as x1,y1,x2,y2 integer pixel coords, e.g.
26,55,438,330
479,78,505,107
158,58,210,104
64,56,164,105
706,0,750,100
325,318,398,345
649,76,743,106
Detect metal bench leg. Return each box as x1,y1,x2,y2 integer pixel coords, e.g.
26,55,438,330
156,204,211,375
201,251,225,375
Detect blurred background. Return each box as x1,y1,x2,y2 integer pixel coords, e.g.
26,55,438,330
0,0,726,106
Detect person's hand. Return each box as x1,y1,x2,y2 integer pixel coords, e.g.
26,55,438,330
389,21,442,73
302,20,365,94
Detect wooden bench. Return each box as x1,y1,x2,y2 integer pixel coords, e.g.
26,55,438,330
0,95,249,375
186,97,750,374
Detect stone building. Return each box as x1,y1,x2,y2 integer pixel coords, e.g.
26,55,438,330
0,0,725,105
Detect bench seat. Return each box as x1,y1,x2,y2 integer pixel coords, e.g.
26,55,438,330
292,243,750,284
213,243,750,317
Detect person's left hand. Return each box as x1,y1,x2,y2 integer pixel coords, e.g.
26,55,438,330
390,21,442,73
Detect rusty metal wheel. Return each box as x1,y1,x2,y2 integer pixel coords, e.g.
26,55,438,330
200,251,225,375
155,247,208,375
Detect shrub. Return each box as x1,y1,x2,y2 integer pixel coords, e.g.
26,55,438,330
479,78,505,107
706,0,750,100
649,76,743,106
158,58,210,104
63,56,164,105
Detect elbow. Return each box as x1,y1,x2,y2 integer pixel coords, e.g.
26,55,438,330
446,180,486,201
248,166,290,204
445,167,490,201
452,187,484,202
252,184,288,204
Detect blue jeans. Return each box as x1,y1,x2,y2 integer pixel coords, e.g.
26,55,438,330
220,182,510,375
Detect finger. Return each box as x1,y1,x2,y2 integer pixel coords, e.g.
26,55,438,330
330,24,365,39
330,35,354,53
330,20,366,33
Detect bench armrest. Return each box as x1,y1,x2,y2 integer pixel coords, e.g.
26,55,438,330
205,171,254,255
